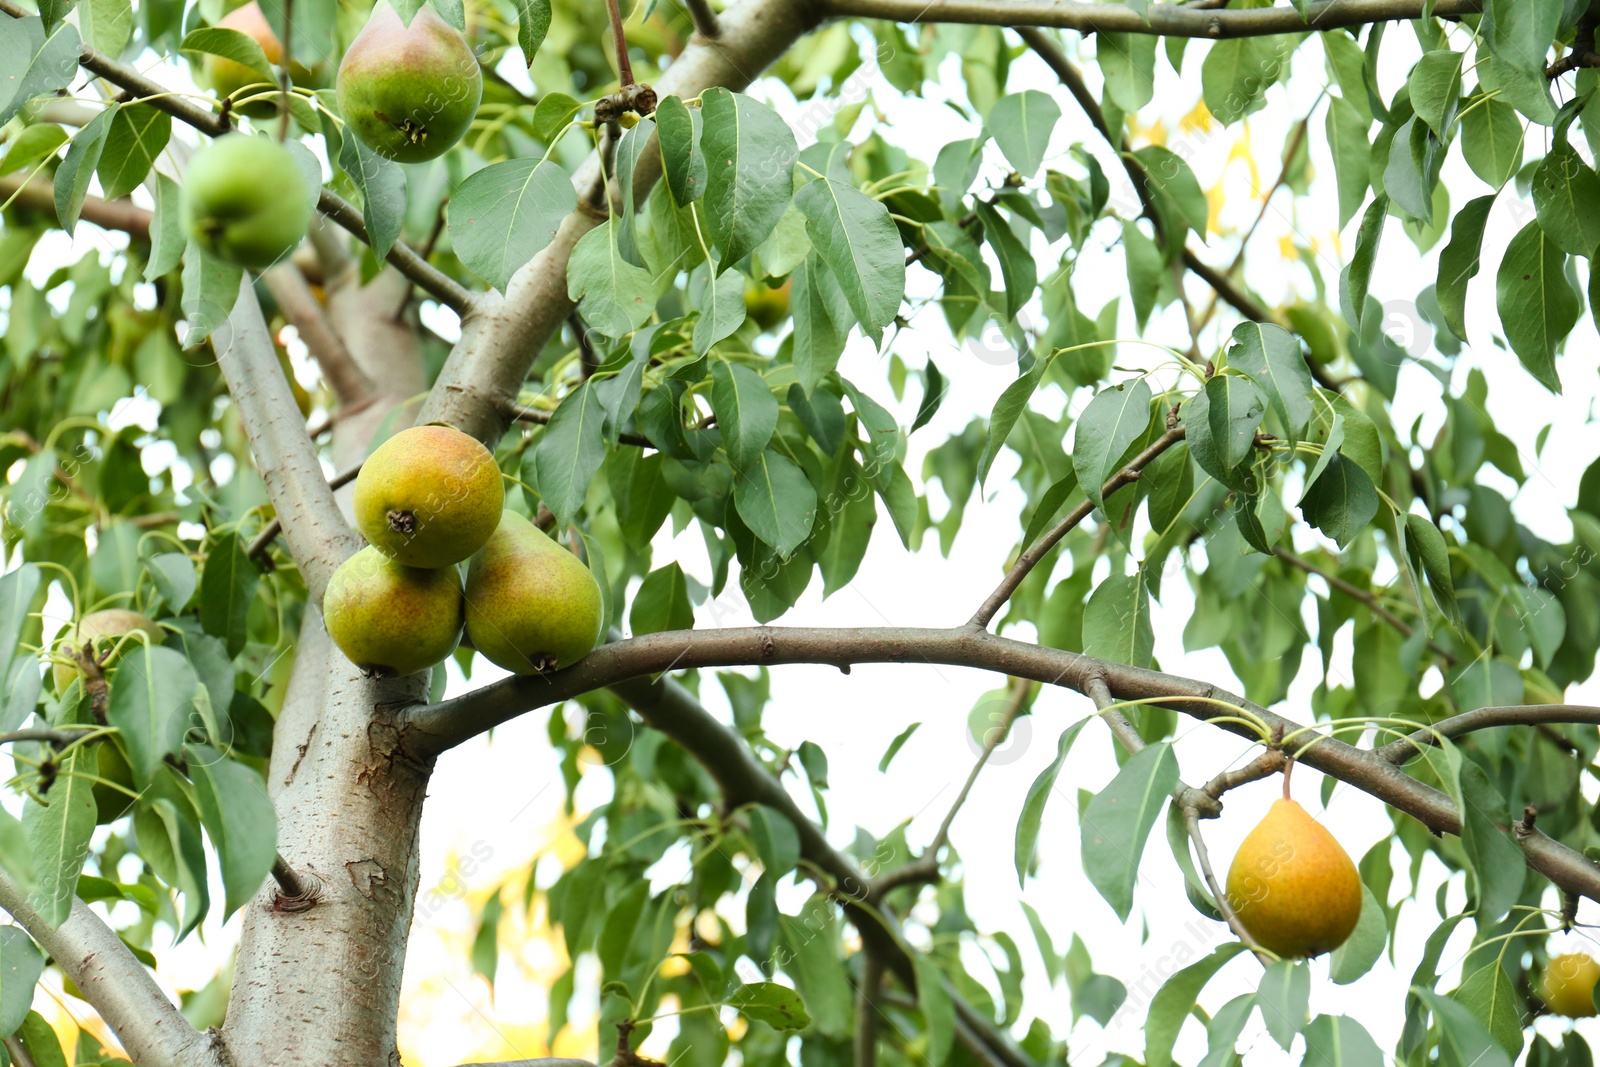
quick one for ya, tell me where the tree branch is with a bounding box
[403,625,1600,907]
[683,0,721,37]
[212,278,359,599]
[825,0,1484,36]
[262,264,375,407]
[0,0,475,315]
[970,425,1184,628]
[503,399,656,448]
[1273,546,1458,665]
[0,867,223,1067]
[244,459,363,565]
[0,171,151,238]
[1375,704,1600,764]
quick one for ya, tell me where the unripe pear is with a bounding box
[1540,953,1600,1017]
[353,424,504,568]
[335,1,482,163]
[322,546,463,676]
[202,2,321,118]
[91,742,137,824]
[1225,796,1363,958]
[51,609,164,693]
[465,510,603,673]
[182,135,311,269]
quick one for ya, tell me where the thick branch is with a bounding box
[212,278,359,599]
[971,425,1184,627]
[1376,705,1600,764]
[404,625,1600,906]
[0,0,474,314]
[0,171,151,238]
[826,0,1483,36]
[683,0,721,36]
[262,264,375,406]
[0,867,222,1067]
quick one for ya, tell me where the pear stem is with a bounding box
[1282,758,1294,801]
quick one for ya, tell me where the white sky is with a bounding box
[9,7,1600,1066]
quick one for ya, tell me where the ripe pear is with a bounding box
[322,546,463,676]
[202,2,322,117]
[51,609,164,693]
[464,510,602,673]
[182,135,311,269]
[353,425,504,568]
[1540,953,1600,1017]
[1225,797,1363,958]
[335,1,482,163]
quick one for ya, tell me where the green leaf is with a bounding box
[725,981,810,1033]
[1204,374,1265,471]
[1227,322,1314,438]
[1164,801,1221,920]
[778,911,849,1036]
[0,20,80,128]
[53,106,115,236]
[0,124,67,178]
[530,92,582,142]
[1081,740,1177,919]
[790,249,851,394]
[135,793,209,938]
[1408,49,1463,137]
[1145,943,1249,1067]
[1298,453,1378,547]
[1134,145,1210,236]
[188,745,277,919]
[1073,378,1153,508]
[747,804,799,878]
[1486,0,1560,75]
[96,103,170,201]
[1533,145,1600,257]
[1082,571,1155,668]
[879,722,920,772]
[530,379,605,530]
[16,1011,65,1067]
[146,552,198,614]
[975,202,1036,321]
[1340,194,1387,330]
[1021,471,1081,551]
[613,117,654,268]
[1014,717,1091,886]
[629,563,693,636]
[1460,97,1524,188]
[568,219,656,337]
[199,530,259,658]
[1257,960,1310,1049]
[710,360,778,470]
[986,90,1061,177]
[1100,32,1157,112]
[656,95,706,206]
[179,26,274,86]
[514,0,550,65]
[1496,220,1580,392]
[181,240,243,344]
[22,748,95,926]
[1329,884,1388,983]
[107,645,198,785]
[979,352,1053,487]
[1384,116,1439,224]
[732,450,817,558]
[701,87,798,268]
[1441,744,1524,924]
[1404,514,1461,626]
[1203,35,1290,124]
[794,177,905,346]
[1410,988,1513,1067]
[816,470,874,596]
[915,955,955,1066]
[1452,963,1523,1056]
[0,565,42,689]
[1325,96,1371,228]
[471,892,501,985]
[1302,1014,1385,1067]
[145,174,185,280]
[0,927,45,1036]
[336,131,404,263]
[450,159,577,292]
[1435,194,1495,342]
[691,266,747,355]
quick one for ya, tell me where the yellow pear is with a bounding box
[322,546,463,676]
[51,609,164,692]
[1540,953,1600,1017]
[1225,795,1363,958]
[464,510,602,673]
[352,425,504,568]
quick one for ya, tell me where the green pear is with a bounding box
[322,546,463,676]
[335,1,482,163]
[465,510,602,673]
[201,2,324,118]
[353,424,504,568]
[51,609,164,693]
[1225,797,1363,958]
[182,134,311,269]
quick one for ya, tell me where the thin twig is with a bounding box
[1183,807,1274,965]
[605,0,635,88]
[0,727,98,747]
[969,425,1185,628]
[1273,546,1458,665]
[274,0,295,143]
[246,460,364,563]
[502,398,657,448]
[1376,705,1600,764]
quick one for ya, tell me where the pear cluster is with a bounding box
[323,425,603,678]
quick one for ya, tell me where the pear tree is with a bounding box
[2,0,1600,1064]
